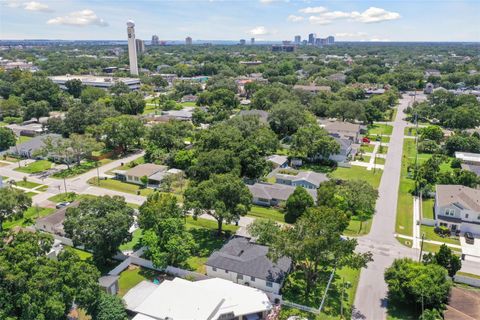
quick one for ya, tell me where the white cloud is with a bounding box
[287,15,304,22]
[259,0,286,3]
[249,26,269,36]
[299,6,327,14]
[3,0,22,8]
[47,9,108,27]
[369,38,391,42]
[355,7,400,23]
[24,1,52,12]
[335,32,368,38]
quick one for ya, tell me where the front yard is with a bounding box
[88,177,155,197]
[247,205,285,223]
[368,123,393,135]
[14,160,52,174]
[329,166,383,189]
[2,207,54,230]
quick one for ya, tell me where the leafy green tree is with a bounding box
[65,79,83,98]
[420,126,444,143]
[189,149,241,181]
[100,115,145,153]
[93,292,128,320]
[327,100,366,122]
[0,232,100,319]
[81,86,106,104]
[419,309,443,320]
[285,186,314,223]
[113,91,146,115]
[0,95,23,117]
[290,125,340,160]
[109,82,131,95]
[268,100,311,137]
[184,174,252,234]
[423,244,462,277]
[139,193,183,230]
[23,100,50,121]
[0,187,31,232]
[251,85,292,110]
[64,196,134,266]
[249,206,372,296]
[385,258,452,310]
[0,127,16,150]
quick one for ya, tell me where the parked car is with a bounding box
[56,202,71,209]
[465,232,475,245]
[362,137,371,143]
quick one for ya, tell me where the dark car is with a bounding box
[55,202,71,209]
[465,232,475,245]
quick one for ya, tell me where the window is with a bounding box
[465,214,469,219]
[440,222,448,227]
[225,270,228,274]
[212,267,217,271]
[477,214,480,220]
[445,208,455,216]
[251,276,255,282]
[266,281,273,288]
[237,275,243,280]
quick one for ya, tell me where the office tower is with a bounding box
[151,35,159,45]
[294,35,301,44]
[327,36,335,45]
[250,37,255,45]
[308,33,315,45]
[126,20,138,76]
[135,39,145,54]
[185,36,192,45]
[239,39,246,45]
[315,38,322,46]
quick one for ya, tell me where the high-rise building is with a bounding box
[315,38,322,46]
[239,39,246,45]
[135,39,145,54]
[185,36,192,45]
[126,20,138,76]
[151,35,159,46]
[294,35,301,44]
[308,33,316,45]
[250,37,255,45]
[327,36,335,45]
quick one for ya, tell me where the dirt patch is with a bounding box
[445,286,480,320]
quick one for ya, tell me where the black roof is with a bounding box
[206,236,291,283]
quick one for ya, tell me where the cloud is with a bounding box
[249,26,269,36]
[299,6,327,14]
[299,6,400,25]
[259,0,285,3]
[287,15,304,22]
[335,32,368,38]
[47,9,108,27]
[24,1,52,12]
[3,0,22,8]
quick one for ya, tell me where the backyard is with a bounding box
[118,266,164,297]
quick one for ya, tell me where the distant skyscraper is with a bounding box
[239,39,246,45]
[250,37,255,45]
[135,39,145,54]
[327,36,335,45]
[151,35,159,45]
[308,33,315,45]
[185,36,192,45]
[294,35,301,44]
[126,20,138,76]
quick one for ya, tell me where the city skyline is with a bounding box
[1,0,479,42]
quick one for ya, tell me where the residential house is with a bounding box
[364,88,386,96]
[434,185,480,236]
[206,236,292,295]
[455,151,480,177]
[319,120,364,143]
[327,73,347,83]
[123,277,272,320]
[35,202,79,237]
[247,182,317,207]
[180,94,197,103]
[274,170,328,189]
[293,84,331,94]
[238,109,269,124]
[113,163,169,186]
[2,134,62,159]
[6,122,45,136]
[266,154,288,169]
[330,137,357,164]
[161,106,194,121]
[425,69,441,78]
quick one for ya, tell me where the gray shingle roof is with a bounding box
[436,185,480,211]
[275,170,328,187]
[247,183,317,201]
[206,237,291,283]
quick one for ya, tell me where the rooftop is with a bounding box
[125,163,167,178]
[247,182,317,202]
[49,74,140,84]
[275,170,329,187]
[319,120,362,134]
[436,185,480,212]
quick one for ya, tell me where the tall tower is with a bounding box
[126,20,139,76]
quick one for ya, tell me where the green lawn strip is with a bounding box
[356,155,371,163]
[2,207,54,230]
[65,247,93,260]
[368,123,393,135]
[344,216,372,236]
[329,166,382,189]
[377,146,388,154]
[118,267,163,297]
[142,104,158,114]
[37,185,49,192]
[14,160,52,174]
[421,242,462,255]
[17,136,32,144]
[421,198,434,219]
[52,160,101,179]
[48,192,78,203]
[14,180,42,189]
[185,216,238,233]
[396,139,415,238]
[366,135,390,143]
[25,192,37,197]
[420,225,460,245]
[247,205,285,223]
[119,229,143,251]
[360,144,375,153]
[87,177,154,197]
[456,272,480,280]
[374,157,386,165]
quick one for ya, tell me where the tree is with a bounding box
[0,187,32,232]
[81,86,106,104]
[0,232,100,320]
[0,95,23,117]
[189,149,241,181]
[24,100,50,121]
[150,75,168,89]
[100,115,145,153]
[419,309,443,320]
[423,244,462,277]
[184,174,252,234]
[249,206,372,296]
[327,100,366,122]
[65,79,83,98]
[109,82,131,95]
[268,100,310,137]
[93,292,128,320]
[290,125,340,160]
[420,125,444,143]
[285,186,314,223]
[0,127,16,150]
[385,258,452,311]
[64,196,134,266]
[139,193,183,230]
[113,92,146,115]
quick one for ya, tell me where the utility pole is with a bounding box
[319,266,336,313]
[63,176,67,195]
[414,111,419,196]
[96,160,100,186]
[419,232,425,262]
[340,277,344,319]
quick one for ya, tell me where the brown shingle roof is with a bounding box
[125,163,167,178]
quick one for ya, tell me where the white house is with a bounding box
[266,154,289,169]
[113,163,183,187]
[206,236,292,295]
[274,170,328,190]
[434,185,480,236]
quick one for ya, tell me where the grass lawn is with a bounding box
[378,146,388,154]
[2,207,54,230]
[118,266,163,297]
[48,192,78,203]
[14,180,42,189]
[0,121,6,127]
[142,104,158,114]
[368,123,393,135]
[420,225,461,245]
[421,242,462,255]
[88,177,154,197]
[186,228,232,273]
[421,198,434,219]
[356,155,371,163]
[247,205,285,223]
[14,160,52,174]
[360,144,375,153]
[185,216,239,233]
[345,216,372,236]
[119,229,143,251]
[329,166,383,189]
[404,127,418,136]
[52,160,103,179]
[366,135,391,143]
[17,136,32,144]
[395,140,416,239]
[66,247,93,260]
[374,157,386,165]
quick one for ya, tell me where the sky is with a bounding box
[1,0,479,42]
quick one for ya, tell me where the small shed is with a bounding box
[99,275,120,295]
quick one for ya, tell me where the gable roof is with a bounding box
[206,236,291,283]
[320,121,361,135]
[238,109,269,123]
[275,170,328,187]
[436,185,480,212]
[247,182,317,202]
[125,163,167,178]
[266,154,288,166]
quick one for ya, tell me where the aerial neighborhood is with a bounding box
[1,2,480,320]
